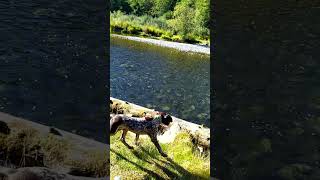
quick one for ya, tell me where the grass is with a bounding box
[68,150,109,177]
[0,123,109,178]
[40,134,70,166]
[110,11,210,46]
[0,128,69,168]
[110,131,210,180]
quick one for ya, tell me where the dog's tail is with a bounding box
[110,115,123,134]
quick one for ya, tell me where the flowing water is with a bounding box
[111,36,210,127]
[0,0,108,142]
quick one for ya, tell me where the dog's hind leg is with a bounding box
[149,134,167,157]
[121,130,134,149]
[135,134,140,146]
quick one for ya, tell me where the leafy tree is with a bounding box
[111,0,131,13]
[127,0,154,16]
[194,0,210,37]
[168,0,196,37]
[168,0,209,38]
[152,0,178,17]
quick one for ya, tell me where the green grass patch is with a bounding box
[110,131,210,180]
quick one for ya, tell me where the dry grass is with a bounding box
[0,127,69,168]
[0,124,109,177]
[68,150,109,177]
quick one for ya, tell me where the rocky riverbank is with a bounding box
[111,34,210,55]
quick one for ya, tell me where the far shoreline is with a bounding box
[111,34,210,55]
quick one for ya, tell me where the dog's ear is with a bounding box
[159,112,166,117]
[162,114,172,125]
[167,115,173,122]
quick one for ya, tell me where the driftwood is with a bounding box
[110,97,210,152]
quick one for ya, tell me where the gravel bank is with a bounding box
[111,34,210,55]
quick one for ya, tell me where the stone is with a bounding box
[49,127,62,136]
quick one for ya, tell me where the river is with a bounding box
[0,0,107,142]
[110,36,210,127]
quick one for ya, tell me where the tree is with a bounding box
[152,0,178,17]
[111,0,131,13]
[168,0,195,37]
[194,0,210,37]
[168,0,209,38]
[127,0,154,16]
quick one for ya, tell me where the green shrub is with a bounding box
[171,35,183,42]
[127,25,142,35]
[140,31,149,37]
[144,26,163,37]
[183,34,199,44]
[160,34,171,41]
[160,31,173,40]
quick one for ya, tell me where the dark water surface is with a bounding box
[111,37,210,126]
[0,0,108,142]
[214,1,320,179]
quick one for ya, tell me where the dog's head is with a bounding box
[159,112,173,126]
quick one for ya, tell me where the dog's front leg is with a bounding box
[135,134,140,146]
[121,129,134,149]
[149,134,167,157]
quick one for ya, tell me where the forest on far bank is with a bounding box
[110,0,210,45]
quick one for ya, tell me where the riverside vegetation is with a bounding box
[110,0,210,45]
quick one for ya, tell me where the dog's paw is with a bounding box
[128,146,134,149]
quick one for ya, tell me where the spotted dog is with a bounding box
[110,112,173,157]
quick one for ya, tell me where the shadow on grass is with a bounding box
[131,149,180,178]
[110,149,165,180]
[139,146,204,180]
[112,144,206,180]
